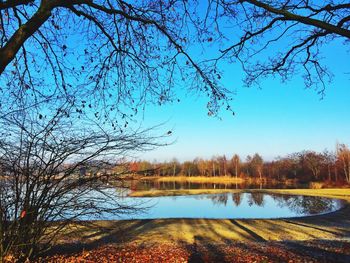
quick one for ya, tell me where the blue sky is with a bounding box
[138,40,350,162]
[4,2,348,164]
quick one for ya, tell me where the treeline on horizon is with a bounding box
[128,143,350,185]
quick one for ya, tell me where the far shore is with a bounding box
[126,175,303,184]
[134,175,245,183]
[128,187,350,197]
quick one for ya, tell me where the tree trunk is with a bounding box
[0,1,54,74]
[335,166,338,182]
[258,169,262,181]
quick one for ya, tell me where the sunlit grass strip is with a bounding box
[142,176,245,183]
[129,189,244,197]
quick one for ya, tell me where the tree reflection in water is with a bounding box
[131,180,303,191]
[203,192,342,216]
[208,193,229,206]
[270,194,337,215]
[249,192,265,207]
[232,193,242,206]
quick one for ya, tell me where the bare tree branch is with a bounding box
[0,0,33,10]
[242,0,350,38]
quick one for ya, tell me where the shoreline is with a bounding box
[60,189,350,243]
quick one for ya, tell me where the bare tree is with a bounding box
[250,153,264,180]
[301,151,325,180]
[0,103,163,261]
[209,0,350,92]
[0,3,238,258]
[231,154,240,179]
[336,143,350,183]
[0,0,234,120]
[323,150,336,182]
[2,1,348,120]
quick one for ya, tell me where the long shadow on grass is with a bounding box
[283,220,342,235]
[229,220,266,242]
[47,219,153,256]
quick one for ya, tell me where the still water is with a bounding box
[93,192,345,220]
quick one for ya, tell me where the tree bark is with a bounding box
[0,1,55,74]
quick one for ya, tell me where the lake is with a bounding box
[88,191,346,220]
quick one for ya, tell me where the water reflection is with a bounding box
[102,192,345,220]
[232,193,242,206]
[202,192,338,215]
[270,194,337,215]
[209,194,229,206]
[249,192,265,207]
[130,180,306,191]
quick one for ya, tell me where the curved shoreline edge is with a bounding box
[60,189,350,245]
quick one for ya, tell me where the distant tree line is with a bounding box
[128,143,350,185]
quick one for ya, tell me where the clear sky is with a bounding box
[138,39,350,162]
[6,2,347,164]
